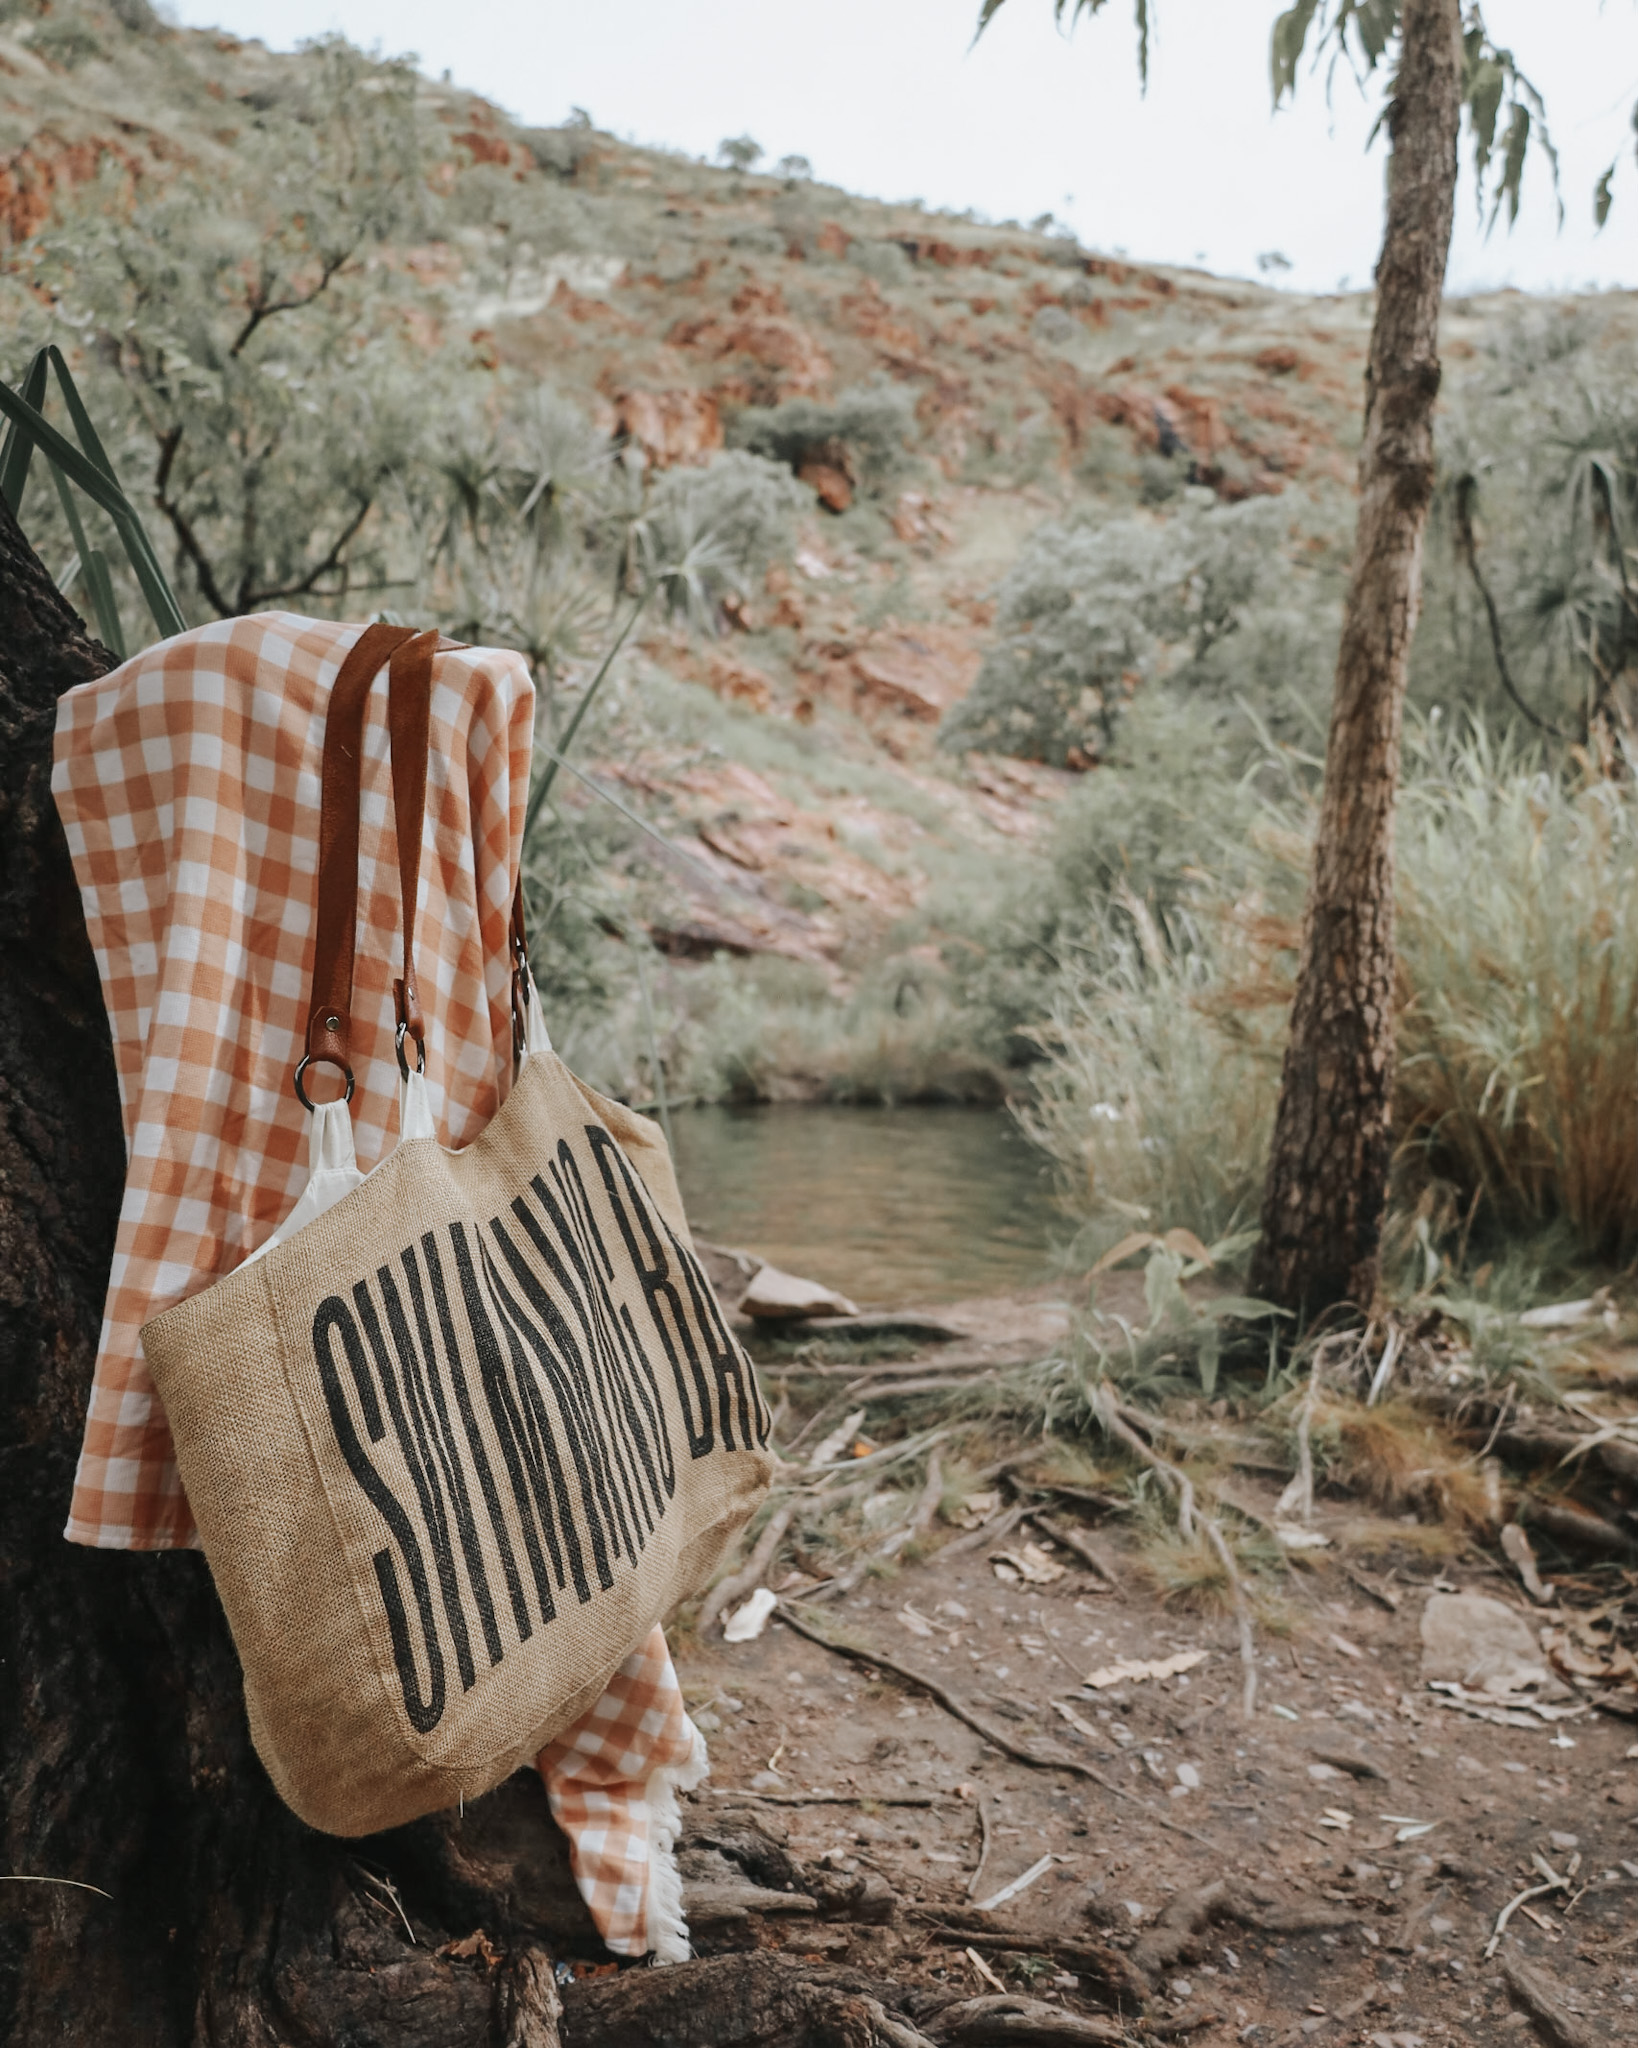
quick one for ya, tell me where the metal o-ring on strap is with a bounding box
[395,1019,427,1082]
[294,1053,355,1112]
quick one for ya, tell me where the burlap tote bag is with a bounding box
[142,624,773,1836]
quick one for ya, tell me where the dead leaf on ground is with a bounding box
[1083,1649,1208,1689]
[438,1929,501,1966]
[991,1541,1067,1586]
[952,1490,1000,1530]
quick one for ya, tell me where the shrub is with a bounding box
[940,493,1346,769]
[642,450,813,623]
[726,382,916,497]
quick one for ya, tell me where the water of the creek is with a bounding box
[669,1102,1063,1306]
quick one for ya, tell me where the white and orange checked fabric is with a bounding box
[53,612,706,1959]
[539,1623,709,1961]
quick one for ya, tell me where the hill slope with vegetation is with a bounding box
[4,0,1635,1289]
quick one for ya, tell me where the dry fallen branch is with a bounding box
[1200,1516,1258,1717]
[1092,1383,1257,1712]
[1277,1343,1323,1521]
[1094,1385,1195,1537]
[967,1792,997,1901]
[701,1788,942,1808]
[973,1852,1055,1915]
[940,1504,1029,1561]
[1485,1870,1570,1960]
[699,1501,798,1637]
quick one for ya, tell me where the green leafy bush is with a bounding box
[641,450,813,623]
[727,382,915,496]
[941,493,1346,769]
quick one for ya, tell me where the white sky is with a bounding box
[170,0,1638,297]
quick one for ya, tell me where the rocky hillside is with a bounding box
[4,3,1622,1104]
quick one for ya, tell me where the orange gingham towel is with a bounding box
[54,611,533,1552]
[53,612,706,1960]
[539,1622,709,1961]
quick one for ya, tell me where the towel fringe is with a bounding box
[644,1718,709,1964]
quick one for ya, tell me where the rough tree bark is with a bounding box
[1249,0,1463,1321]
[0,501,936,2047]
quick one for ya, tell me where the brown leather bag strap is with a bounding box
[508,877,531,1063]
[298,623,416,1104]
[295,622,433,1108]
[385,630,437,1078]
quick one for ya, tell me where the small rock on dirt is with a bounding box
[738,1264,861,1320]
[1419,1592,1568,1697]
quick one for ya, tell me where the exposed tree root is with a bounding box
[775,1605,1219,1850]
[560,1953,937,2048]
[1129,1878,1360,1985]
[1500,1954,1601,2048]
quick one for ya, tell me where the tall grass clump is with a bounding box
[1026,718,1638,1278]
[1392,721,1638,1263]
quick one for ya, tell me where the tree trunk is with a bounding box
[1248,0,1463,1321]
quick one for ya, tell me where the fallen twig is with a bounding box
[1201,1516,1258,1716]
[963,1947,1007,1994]
[974,1852,1054,1914]
[1339,1563,1401,1612]
[354,1863,416,1945]
[776,1604,1217,1848]
[0,1873,112,1901]
[1277,1344,1323,1521]
[1485,1870,1570,1960]
[1035,1481,1131,1516]
[699,1789,941,1807]
[1095,1385,1195,1537]
[907,1449,946,1546]
[939,1503,1028,1561]
[967,1792,996,1901]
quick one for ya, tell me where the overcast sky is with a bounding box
[171,0,1638,298]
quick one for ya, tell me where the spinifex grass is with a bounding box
[1025,718,1638,1284]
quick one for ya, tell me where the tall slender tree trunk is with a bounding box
[1249,0,1463,1320]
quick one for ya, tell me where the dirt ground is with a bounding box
[670,1287,1638,2047]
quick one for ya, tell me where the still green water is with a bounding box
[669,1104,1061,1306]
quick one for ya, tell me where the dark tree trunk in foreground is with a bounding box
[0,502,933,2047]
[0,503,576,2044]
[1250,0,1463,1321]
